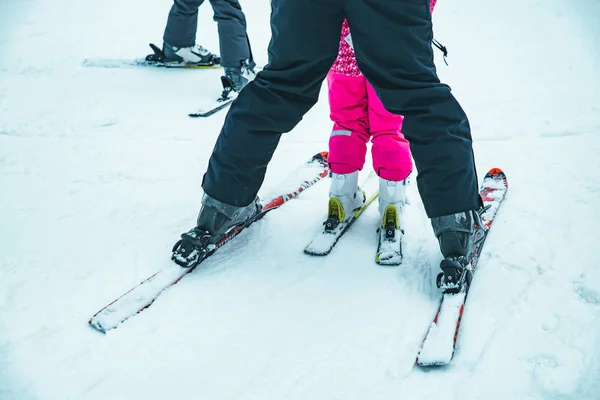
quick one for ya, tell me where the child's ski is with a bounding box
[304,171,379,256]
[375,217,404,266]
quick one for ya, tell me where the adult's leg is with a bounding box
[163,0,206,48]
[203,0,344,206]
[346,0,481,218]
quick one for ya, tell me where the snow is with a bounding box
[1,0,600,399]
[375,225,404,265]
[418,292,467,366]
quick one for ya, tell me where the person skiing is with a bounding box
[147,0,256,91]
[324,0,438,251]
[319,0,440,263]
[172,0,485,291]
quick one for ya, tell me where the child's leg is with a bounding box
[327,71,370,174]
[366,82,410,243]
[366,81,413,182]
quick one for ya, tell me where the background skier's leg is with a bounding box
[208,0,251,68]
[163,0,206,48]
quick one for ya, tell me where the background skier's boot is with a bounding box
[223,62,257,92]
[161,42,218,64]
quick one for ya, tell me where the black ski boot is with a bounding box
[223,62,256,92]
[431,209,485,293]
[172,194,261,268]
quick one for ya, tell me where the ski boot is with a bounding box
[324,171,365,231]
[221,61,257,94]
[146,42,219,65]
[375,178,407,265]
[378,178,407,239]
[431,209,485,293]
[172,194,261,268]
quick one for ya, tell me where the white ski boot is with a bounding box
[326,171,365,229]
[376,177,407,265]
[162,42,218,65]
[305,171,372,256]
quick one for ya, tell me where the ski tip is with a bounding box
[313,151,329,163]
[88,318,108,334]
[485,168,507,186]
[304,248,330,256]
[375,255,403,266]
[487,167,505,177]
[415,359,449,368]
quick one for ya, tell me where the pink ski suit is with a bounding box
[327,0,437,181]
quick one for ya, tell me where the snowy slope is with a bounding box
[1,0,600,399]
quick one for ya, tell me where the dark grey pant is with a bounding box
[202,0,482,218]
[163,0,252,67]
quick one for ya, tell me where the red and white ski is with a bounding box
[416,168,508,366]
[89,152,330,333]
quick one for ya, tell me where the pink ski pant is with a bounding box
[327,71,413,182]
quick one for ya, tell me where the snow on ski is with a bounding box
[89,151,330,333]
[416,168,508,366]
[375,222,403,266]
[304,171,379,256]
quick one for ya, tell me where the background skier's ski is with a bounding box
[83,43,221,69]
[82,58,222,69]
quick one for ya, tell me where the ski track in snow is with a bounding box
[1,0,600,399]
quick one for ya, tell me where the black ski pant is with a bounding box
[202,0,482,218]
[163,0,253,68]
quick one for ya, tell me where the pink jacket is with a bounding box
[331,0,438,77]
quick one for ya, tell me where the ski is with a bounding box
[189,94,237,118]
[83,43,221,69]
[189,75,249,118]
[375,216,404,266]
[416,168,508,366]
[304,171,379,256]
[89,152,330,333]
[82,58,221,69]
